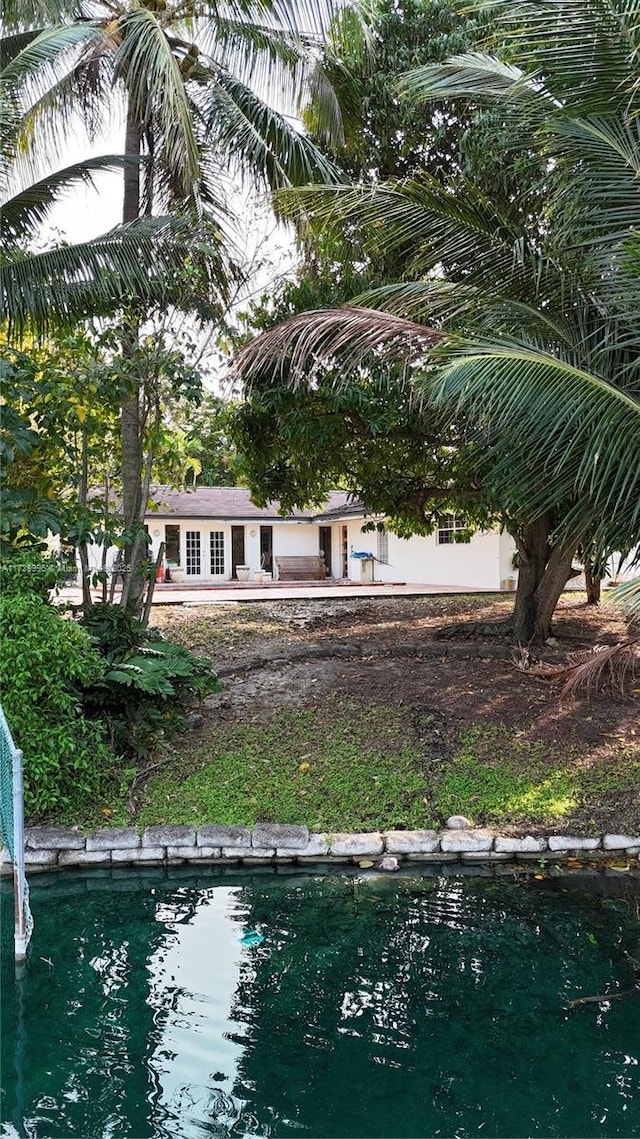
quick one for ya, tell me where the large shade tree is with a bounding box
[234,0,640,640]
[3,0,352,612]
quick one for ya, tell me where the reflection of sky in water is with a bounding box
[145,886,248,1137]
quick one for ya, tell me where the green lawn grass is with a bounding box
[115,699,638,835]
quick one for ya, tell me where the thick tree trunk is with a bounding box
[510,516,576,642]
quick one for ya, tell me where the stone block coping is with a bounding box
[1,826,638,876]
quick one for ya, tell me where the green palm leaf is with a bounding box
[428,344,640,548]
[2,155,144,246]
[197,68,342,189]
[398,51,552,110]
[275,178,555,301]
[1,21,106,92]
[2,217,230,336]
[115,6,201,195]
[610,577,640,620]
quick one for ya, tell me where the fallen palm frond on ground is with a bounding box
[513,640,640,699]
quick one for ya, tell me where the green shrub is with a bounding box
[80,602,221,761]
[0,595,114,817]
[0,548,68,599]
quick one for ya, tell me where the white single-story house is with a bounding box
[83,485,519,590]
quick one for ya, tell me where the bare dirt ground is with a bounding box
[152,593,637,739]
[150,593,639,834]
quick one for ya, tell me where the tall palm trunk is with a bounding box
[119,102,147,615]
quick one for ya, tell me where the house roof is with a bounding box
[146,485,354,522]
[313,499,371,522]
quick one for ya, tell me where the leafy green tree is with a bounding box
[316,0,539,193]
[235,0,640,640]
[1,328,211,613]
[169,391,243,487]
[233,364,499,535]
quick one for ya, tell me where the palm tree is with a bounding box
[4,0,350,612]
[1,29,228,335]
[234,0,640,639]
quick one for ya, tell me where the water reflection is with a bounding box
[1,869,639,1139]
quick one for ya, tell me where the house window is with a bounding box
[377,526,389,564]
[185,530,201,575]
[437,515,471,545]
[209,530,225,575]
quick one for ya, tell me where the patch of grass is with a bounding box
[137,701,435,832]
[432,725,580,825]
[58,696,639,836]
[575,747,640,797]
[149,604,289,654]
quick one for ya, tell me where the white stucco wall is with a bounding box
[334,519,512,590]
[273,523,320,558]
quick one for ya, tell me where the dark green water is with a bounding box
[1,868,639,1139]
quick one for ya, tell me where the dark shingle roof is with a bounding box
[146,485,353,521]
[313,499,369,522]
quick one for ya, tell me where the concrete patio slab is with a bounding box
[57,581,493,606]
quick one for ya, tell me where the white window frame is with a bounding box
[377,525,389,565]
[209,530,225,576]
[437,515,471,545]
[185,530,201,575]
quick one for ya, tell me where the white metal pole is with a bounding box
[12,747,28,963]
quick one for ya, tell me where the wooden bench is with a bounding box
[274,555,326,581]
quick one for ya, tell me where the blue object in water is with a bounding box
[239,929,265,947]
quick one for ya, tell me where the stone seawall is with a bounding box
[2,824,640,874]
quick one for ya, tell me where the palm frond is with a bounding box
[397,37,640,258]
[0,0,81,32]
[190,17,302,80]
[275,177,558,304]
[610,577,640,622]
[398,51,554,111]
[518,639,640,699]
[303,54,345,146]
[1,154,144,247]
[476,0,640,116]
[428,344,640,546]
[196,68,342,190]
[0,30,43,69]
[218,0,341,40]
[2,216,231,337]
[115,6,201,196]
[0,21,105,94]
[235,305,445,385]
[350,279,585,350]
[15,50,118,175]
[551,115,640,247]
